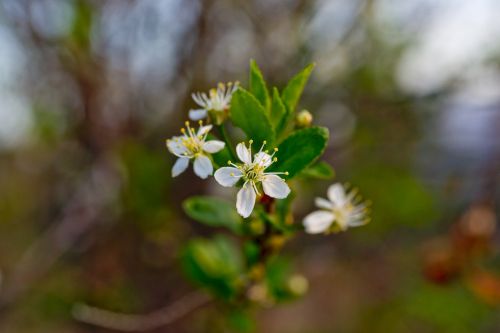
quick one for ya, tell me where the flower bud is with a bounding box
[296,110,313,128]
[288,274,309,296]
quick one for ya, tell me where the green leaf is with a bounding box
[249,60,270,110]
[207,133,232,168]
[300,161,335,180]
[268,127,329,179]
[183,196,242,234]
[182,235,243,299]
[270,87,287,131]
[281,63,315,113]
[230,88,274,146]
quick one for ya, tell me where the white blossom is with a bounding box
[166,121,225,179]
[303,183,369,234]
[214,140,290,218]
[189,82,239,121]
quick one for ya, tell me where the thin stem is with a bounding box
[216,124,236,161]
[72,290,211,332]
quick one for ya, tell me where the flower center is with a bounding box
[241,163,265,183]
[179,120,209,158]
[182,136,202,155]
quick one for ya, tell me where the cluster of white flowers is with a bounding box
[166,83,369,231]
[167,83,291,219]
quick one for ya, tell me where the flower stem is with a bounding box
[216,124,236,161]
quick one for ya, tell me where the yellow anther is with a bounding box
[273,157,278,162]
[180,128,186,133]
[230,172,235,176]
[274,147,278,152]
[185,121,189,126]
[198,120,203,125]
[249,139,254,144]
[227,160,232,165]
[263,140,267,144]
[285,171,289,175]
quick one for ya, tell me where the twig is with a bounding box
[0,159,121,310]
[72,290,212,332]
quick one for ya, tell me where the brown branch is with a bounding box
[72,290,212,332]
[0,158,121,311]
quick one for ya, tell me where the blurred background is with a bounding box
[0,0,499,332]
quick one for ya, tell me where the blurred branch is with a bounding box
[0,158,121,310]
[72,290,211,332]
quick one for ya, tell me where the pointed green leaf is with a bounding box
[249,60,270,110]
[183,196,242,234]
[281,63,315,112]
[230,88,274,146]
[300,161,335,180]
[270,87,287,130]
[268,126,329,179]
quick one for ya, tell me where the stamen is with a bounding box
[252,181,260,196]
[260,141,267,152]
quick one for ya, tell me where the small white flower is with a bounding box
[189,82,239,121]
[166,121,225,179]
[303,183,369,234]
[214,140,290,218]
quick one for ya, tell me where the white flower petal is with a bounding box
[172,157,189,177]
[236,184,256,218]
[262,175,290,199]
[253,152,272,168]
[327,183,347,206]
[167,137,188,156]
[214,167,242,187]
[189,109,208,120]
[315,197,333,210]
[303,211,335,234]
[197,124,213,136]
[193,155,213,179]
[203,140,225,153]
[236,143,252,164]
